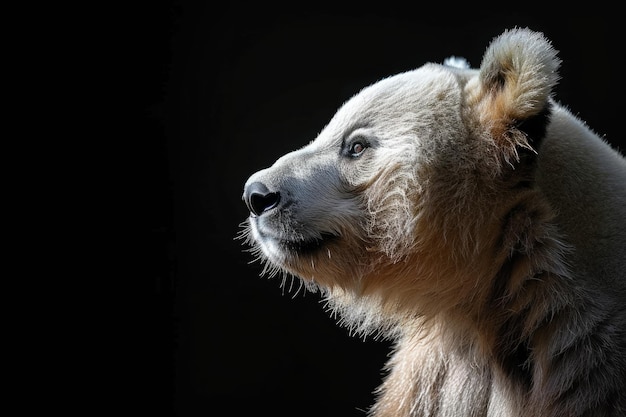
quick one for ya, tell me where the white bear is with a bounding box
[241,28,626,416]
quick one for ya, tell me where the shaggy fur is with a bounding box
[240,28,626,416]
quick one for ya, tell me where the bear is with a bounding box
[241,28,626,416]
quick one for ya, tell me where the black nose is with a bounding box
[243,181,281,216]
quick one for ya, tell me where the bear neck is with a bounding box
[356,158,576,349]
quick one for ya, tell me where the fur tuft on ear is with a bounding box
[480,27,560,118]
[472,28,561,165]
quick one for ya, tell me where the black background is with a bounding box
[135,4,624,417]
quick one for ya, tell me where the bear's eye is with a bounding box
[347,140,367,158]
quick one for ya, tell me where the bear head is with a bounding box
[241,28,562,334]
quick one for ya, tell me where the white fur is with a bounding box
[242,28,626,416]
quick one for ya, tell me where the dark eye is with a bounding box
[348,140,367,157]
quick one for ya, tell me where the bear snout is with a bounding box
[243,181,281,217]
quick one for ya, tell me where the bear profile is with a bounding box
[241,28,626,416]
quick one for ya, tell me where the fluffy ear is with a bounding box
[473,28,561,163]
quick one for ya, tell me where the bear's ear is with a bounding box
[473,28,561,163]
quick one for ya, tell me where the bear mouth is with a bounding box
[281,232,338,255]
[249,216,340,260]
